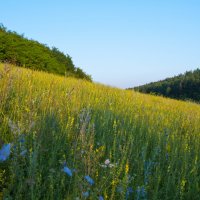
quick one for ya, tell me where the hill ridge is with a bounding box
[0,24,91,81]
[130,68,200,102]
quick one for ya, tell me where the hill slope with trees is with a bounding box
[0,24,91,81]
[130,69,200,102]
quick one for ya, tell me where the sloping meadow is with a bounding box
[0,64,200,200]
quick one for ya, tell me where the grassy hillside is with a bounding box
[0,63,200,199]
[131,69,200,102]
[0,24,91,81]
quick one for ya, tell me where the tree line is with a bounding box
[0,24,91,81]
[130,69,200,102]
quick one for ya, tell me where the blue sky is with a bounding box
[1,0,200,88]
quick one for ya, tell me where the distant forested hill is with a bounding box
[130,69,200,102]
[0,24,91,81]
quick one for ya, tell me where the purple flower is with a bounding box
[83,191,89,197]
[127,187,134,193]
[20,150,27,156]
[136,186,146,200]
[0,144,11,161]
[84,175,94,185]
[19,138,25,143]
[126,187,134,199]
[166,153,169,160]
[63,166,72,177]
[99,195,104,200]
[19,137,25,143]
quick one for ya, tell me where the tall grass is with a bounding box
[0,63,200,199]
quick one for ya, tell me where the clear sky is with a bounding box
[1,0,200,88]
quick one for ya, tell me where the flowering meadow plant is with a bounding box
[0,64,200,199]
